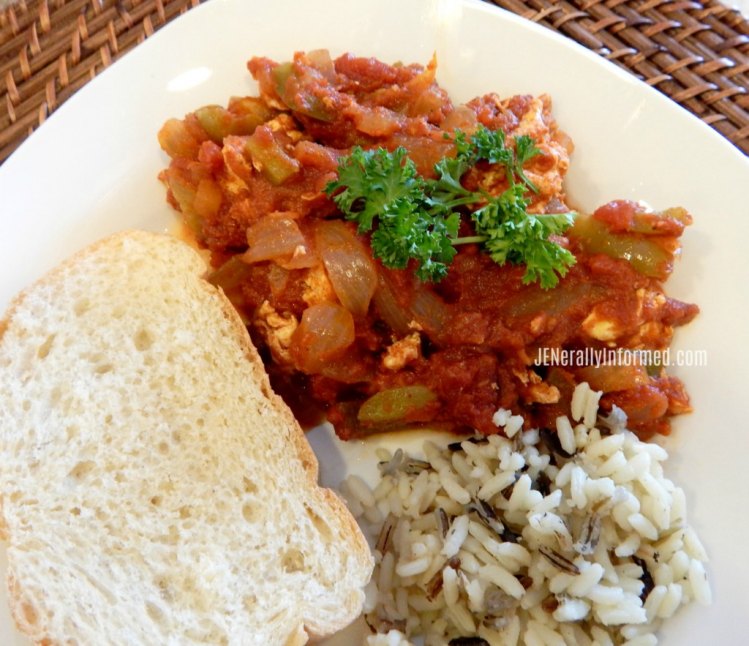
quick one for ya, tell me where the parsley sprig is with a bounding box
[324,126,576,287]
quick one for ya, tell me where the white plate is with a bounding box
[2,0,748,643]
[731,0,749,17]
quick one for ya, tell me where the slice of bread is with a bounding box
[0,230,373,646]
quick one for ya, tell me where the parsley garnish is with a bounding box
[325,125,576,287]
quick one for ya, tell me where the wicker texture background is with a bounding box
[1,0,748,163]
[491,0,749,151]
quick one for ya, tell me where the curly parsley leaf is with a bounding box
[324,146,460,281]
[470,126,514,168]
[372,210,460,282]
[515,134,542,166]
[323,147,425,233]
[428,155,475,212]
[513,135,542,193]
[471,184,576,289]
[325,126,575,287]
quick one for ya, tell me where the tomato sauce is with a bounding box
[158,50,698,441]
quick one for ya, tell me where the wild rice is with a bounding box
[349,383,710,645]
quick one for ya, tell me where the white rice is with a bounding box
[345,383,711,645]
[366,629,414,646]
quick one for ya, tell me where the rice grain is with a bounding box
[348,382,710,645]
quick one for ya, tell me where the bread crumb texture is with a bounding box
[0,231,372,645]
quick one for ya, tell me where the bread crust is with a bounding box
[205,275,373,638]
[0,230,373,645]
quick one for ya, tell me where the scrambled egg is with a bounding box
[254,301,298,365]
[581,307,622,343]
[478,95,570,213]
[302,265,336,306]
[514,368,560,404]
[381,333,421,371]
[582,289,674,346]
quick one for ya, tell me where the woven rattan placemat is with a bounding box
[1,0,747,163]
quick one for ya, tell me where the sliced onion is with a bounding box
[390,134,453,177]
[410,283,450,337]
[193,178,223,219]
[242,214,315,268]
[319,348,373,384]
[441,105,478,133]
[353,105,404,136]
[293,140,339,172]
[158,118,200,159]
[267,263,290,299]
[163,168,201,235]
[502,282,599,320]
[290,303,355,374]
[206,256,254,323]
[305,49,336,80]
[373,273,412,336]
[373,270,450,338]
[315,220,378,318]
